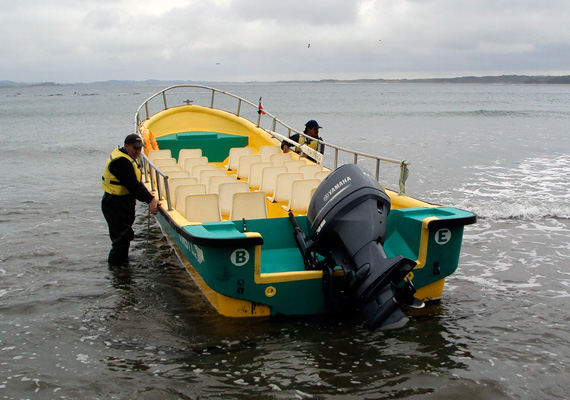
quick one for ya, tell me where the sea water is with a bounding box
[0,82,569,399]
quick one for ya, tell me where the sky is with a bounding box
[1,0,569,83]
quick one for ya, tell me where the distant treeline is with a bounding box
[2,75,570,88]
[333,75,570,84]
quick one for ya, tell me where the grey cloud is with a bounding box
[0,0,569,83]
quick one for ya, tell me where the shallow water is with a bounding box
[1,82,569,399]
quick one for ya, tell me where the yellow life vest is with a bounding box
[299,135,322,152]
[101,148,141,195]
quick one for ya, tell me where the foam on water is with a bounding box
[454,154,570,219]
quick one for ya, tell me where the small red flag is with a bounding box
[258,97,265,115]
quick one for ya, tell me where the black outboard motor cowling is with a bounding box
[292,164,421,330]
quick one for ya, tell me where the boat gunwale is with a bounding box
[428,213,477,228]
[157,207,264,248]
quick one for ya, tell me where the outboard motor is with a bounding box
[289,164,423,330]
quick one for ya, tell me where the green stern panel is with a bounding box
[156,132,249,162]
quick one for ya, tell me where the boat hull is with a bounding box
[153,203,475,317]
[156,210,330,317]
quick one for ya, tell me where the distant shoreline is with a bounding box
[1,74,569,88]
[318,75,570,85]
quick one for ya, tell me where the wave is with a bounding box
[428,110,533,118]
[453,155,570,220]
[372,109,570,119]
[454,198,570,220]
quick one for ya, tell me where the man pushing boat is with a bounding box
[101,134,159,266]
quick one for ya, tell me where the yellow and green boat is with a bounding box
[136,85,476,330]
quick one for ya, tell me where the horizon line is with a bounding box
[2,73,570,87]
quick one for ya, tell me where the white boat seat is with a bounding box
[178,149,203,166]
[159,167,184,200]
[165,170,191,179]
[218,181,250,219]
[281,179,321,214]
[199,169,227,191]
[298,164,324,179]
[227,147,252,171]
[148,149,172,162]
[159,165,183,173]
[208,175,238,194]
[184,193,221,223]
[159,170,191,199]
[183,156,208,172]
[237,154,261,180]
[230,191,268,220]
[268,172,303,203]
[283,160,307,173]
[175,184,207,215]
[153,158,177,168]
[168,177,199,206]
[248,162,272,190]
[259,145,281,163]
[191,164,217,178]
[270,152,293,166]
[259,166,287,197]
[314,170,330,181]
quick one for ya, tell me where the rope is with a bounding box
[134,206,152,268]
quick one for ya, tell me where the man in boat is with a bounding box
[101,134,159,266]
[281,119,325,162]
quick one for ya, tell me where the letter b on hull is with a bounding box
[231,249,250,266]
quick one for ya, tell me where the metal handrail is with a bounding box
[135,84,411,193]
[140,156,174,211]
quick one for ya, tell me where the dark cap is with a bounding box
[305,119,322,129]
[124,134,144,148]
